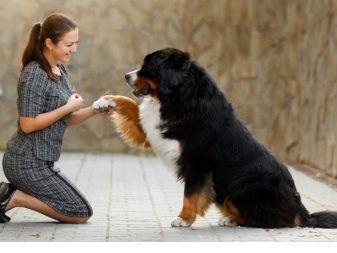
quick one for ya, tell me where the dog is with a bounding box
[93,48,337,228]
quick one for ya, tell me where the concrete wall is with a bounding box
[1,0,337,177]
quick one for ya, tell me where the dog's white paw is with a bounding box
[218,217,237,227]
[171,217,191,227]
[92,97,116,112]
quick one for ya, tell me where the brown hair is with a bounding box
[22,13,77,82]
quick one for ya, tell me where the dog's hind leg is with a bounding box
[216,199,244,227]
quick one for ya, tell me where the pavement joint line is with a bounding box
[139,156,165,241]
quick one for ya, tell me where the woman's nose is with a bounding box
[71,44,77,53]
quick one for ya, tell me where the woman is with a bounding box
[0,13,113,223]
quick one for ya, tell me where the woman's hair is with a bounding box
[22,13,77,82]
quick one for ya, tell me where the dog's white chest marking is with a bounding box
[139,97,179,172]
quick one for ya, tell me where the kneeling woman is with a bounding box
[0,13,113,223]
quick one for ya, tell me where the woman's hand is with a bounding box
[92,106,114,116]
[66,93,84,112]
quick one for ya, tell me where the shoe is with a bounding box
[0,210,10,223]
[0,182,16,223]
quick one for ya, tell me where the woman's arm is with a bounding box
[67,106,95,126]
[20,93,83,133]
[67,106,114,126]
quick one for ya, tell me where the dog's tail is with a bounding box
[295,199,337,228]
[300,211,337,228]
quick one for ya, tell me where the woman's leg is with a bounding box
[5,190,90,224]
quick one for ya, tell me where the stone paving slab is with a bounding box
[1,152,337,242]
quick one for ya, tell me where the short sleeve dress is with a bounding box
[2,62,92,217]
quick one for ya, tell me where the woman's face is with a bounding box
[49,28,79,63]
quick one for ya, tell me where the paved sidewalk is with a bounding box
[1,152,337,242]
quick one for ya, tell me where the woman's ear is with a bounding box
[45,38,54,51]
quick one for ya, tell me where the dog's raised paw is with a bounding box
[171,217,191,227]
[92,97,116,112]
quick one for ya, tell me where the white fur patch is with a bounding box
[139,97,179,173]
[218,217,237,227]
[92,97,116,111]
[171,217,191,227]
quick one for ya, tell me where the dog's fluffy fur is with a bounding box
[93,48,337,228]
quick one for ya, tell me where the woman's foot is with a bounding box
[0,182,16,223]
[0,211,10,222]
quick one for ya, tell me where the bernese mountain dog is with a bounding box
[93,48,337,228]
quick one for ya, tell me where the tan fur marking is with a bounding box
[197,192,213,217]
[105,95,151,149]
[178,142,184,154]
[135,77,159,99]
[178,185,214,225]
[197,177,215,217]
[179,194,199,225]
[294,214,301,227]
[218,199,244,226]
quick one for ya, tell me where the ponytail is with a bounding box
[22,23,56,81]
[22,23,41,67]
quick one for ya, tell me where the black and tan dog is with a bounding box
[93,48,337,228]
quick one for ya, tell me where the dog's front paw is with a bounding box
[171,217,191,227]
[92,96,117,112]
[218,217,237,227]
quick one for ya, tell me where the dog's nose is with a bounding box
[125,68,140,83]
[125,74,131,82]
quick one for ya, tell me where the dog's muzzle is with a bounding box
[125,68,150,97]
[132,88,150,97]
[125,69,139,88]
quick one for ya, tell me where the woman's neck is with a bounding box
[42,49,60,75]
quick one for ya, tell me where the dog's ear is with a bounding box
[167,51,190,70]
[158,68,183,94]
[158,51,191,94]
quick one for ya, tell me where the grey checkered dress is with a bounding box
[2,62,93,217]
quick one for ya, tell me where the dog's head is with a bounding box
[125,48,232,139]
[125,48,191,99]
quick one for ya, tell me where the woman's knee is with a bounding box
[70,216,91,224]
[58,214,91,224]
